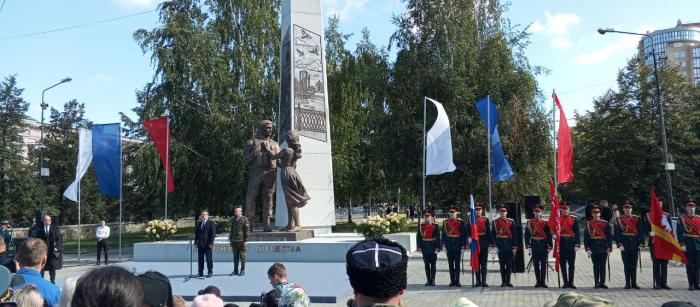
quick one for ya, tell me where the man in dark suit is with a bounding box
[37,215,62,284]
[195,210,216,278]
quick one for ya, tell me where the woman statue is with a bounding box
[262,129,310,232]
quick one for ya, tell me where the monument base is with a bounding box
[249,229,314,242]
[133,233,416,262]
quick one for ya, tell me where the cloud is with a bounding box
[116,0,163,9]
[324,0,368,20]
[530,12,581,49]
[90,74,114,86]
[551,38,573,49]
[573,25,656,65]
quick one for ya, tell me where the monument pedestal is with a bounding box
[249,230,314,242]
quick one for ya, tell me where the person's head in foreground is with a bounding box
[71,266,144,307]
[191,294,224,307]
[138,271,174,307]
[12,284,44,307]
[346,238,408,306]
[16,239,47,271]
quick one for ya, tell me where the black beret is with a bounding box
[346,238,407,299]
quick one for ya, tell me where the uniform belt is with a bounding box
[622,233,638,236]
[560,234,574,238]
[446,234,461,238]
[590,236,604,239]
[497,235,511,239]
[531,237,545,240]
[422,238,436,241]
[685,234,700,237]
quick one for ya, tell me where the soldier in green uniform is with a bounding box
[228,206,249,276]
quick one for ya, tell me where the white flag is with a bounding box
[63,128,93,202]
[426,97,457,175]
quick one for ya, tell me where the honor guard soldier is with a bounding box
[585,207,612,289]
[442,206,468,287]
[472,203,492,287]
[559,202,580,289]
[491,205,516,287]
[678,200,700,290]
[525,204,552,288]
[615,201,644,289]
[417,210,441,286]
[647,197,672,290]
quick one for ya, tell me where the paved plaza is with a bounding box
[54,246,699,307]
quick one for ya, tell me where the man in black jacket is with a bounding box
[37,215,62,284]
[195,210,216,278]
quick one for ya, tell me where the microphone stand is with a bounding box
[184,235,204,282]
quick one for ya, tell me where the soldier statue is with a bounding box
[615,200,644,289]
[242,120,279,232]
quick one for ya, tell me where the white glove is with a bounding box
[575,246,581,251]
[649,232,655,237]
[620,246,625,252]
[682,246,686,252]
[586,250,592,257]
[552,235,557,240]
[527,247,531,256]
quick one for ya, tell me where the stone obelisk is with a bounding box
[276,0,336,234]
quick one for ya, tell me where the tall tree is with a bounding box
[0,75,38,224]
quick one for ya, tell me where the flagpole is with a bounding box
[422,96,427,211]
[77,180,81,261]
[119,122,123,260]
[165,113,169,220]
[487,96,493,219]
[552,90,558,191]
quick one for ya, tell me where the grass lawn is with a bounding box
[63,226,196,253]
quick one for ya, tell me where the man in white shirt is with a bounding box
[95,220,110,265]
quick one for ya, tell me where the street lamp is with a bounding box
[597,28,676,215]
[39,77,72,211]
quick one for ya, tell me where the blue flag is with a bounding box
[92,123,121,197]
[476,97,514,181]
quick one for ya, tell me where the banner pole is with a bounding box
[552,90,558,191]
[422,96,426,211]
[78,180,81,261]
[119,122,123,260]
[487,96,493,219]
[165,115,169,220]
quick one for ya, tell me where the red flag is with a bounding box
[548,180,561,272]
[553,92,573,184]
[144,117,174,192]
[649,189,687,263]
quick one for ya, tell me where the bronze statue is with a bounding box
[242,120,279,232]
[263,130,310,232]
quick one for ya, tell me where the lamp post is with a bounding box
[39,77,72,211]
[597,28,676,216]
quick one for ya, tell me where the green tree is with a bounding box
[0,75,38,224]
[570,58,700,209]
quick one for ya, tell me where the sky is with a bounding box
[1,0,699,125]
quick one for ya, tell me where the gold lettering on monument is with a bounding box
[255,246,302,253]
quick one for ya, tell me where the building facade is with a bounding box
[638,20,700,85]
